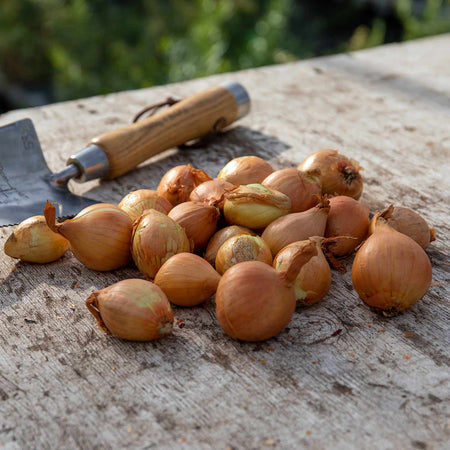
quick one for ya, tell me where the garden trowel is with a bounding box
[0,81,250,227]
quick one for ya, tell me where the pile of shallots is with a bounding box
[4,150,436,342]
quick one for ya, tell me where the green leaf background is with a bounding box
[0,0,449,110]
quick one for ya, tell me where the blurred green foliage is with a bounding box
[348,0,450,50]
[0,0,449,110]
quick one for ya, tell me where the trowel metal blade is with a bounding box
[0,119,97,227]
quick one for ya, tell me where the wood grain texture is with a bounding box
[93,85,239,179]
[0,35,449,450]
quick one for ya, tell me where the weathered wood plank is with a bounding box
[0,35,449,449]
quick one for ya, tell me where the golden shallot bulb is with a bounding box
[273,238,331,306]
[262,168,322,212]
[157,164,212,206]
[369,205,436,249]
[204,225,256,266]
[168,201,220,252]
[262,196,330,256]
[223,184,291,230]
[154,253,221,306]
[215,234,272,275]
[352,216,432,316]
[44,201,132,271]
[189,179,235,210]
[4,215,69,263]
[131,209,192,279]
[215,239,317,341]
[217,156,274,185]
[118,189,173,221]
[325,196,370,256]
[298,149,363,199]
[86,279,174,341]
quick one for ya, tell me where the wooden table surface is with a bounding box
[0,35,449,450]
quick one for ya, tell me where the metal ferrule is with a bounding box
[66,144,110,183]
[220,81,251,120]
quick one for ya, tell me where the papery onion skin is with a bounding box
[154,253,221,306]
[273,238,331,306]
[216,240,317,341]
[204,225,256,266]
[262,197,330,256]
[352,220,432,315]
[325,196,370,256]
[189,179,235,209]
[215,234,272,274]
[131,209,192,279]
[4,215,70,263]
[298,149,363,199]
[157,164,212,206]
[217,156,274,185]
[216,262,292,342]
[44,201,132,271]
[262,168,322,212]
[223,184,291,230]
[118,189,173,221]
[168,201,220,252]
[86,279,173,341]
[369,205,436,249]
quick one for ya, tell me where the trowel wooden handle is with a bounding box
[90,84,248,179]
